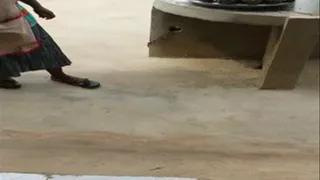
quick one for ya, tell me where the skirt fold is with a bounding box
[0,24,72,79]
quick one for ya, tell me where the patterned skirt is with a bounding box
[0,24,72,79]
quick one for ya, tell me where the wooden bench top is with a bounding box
[153,0,319,26]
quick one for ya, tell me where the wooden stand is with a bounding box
[260,18,319,89]
[149,0,320,89]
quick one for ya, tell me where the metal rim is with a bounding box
[189,0,294,10]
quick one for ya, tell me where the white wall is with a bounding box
[294,0,319,14]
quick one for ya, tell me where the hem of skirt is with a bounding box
[0,39,41,56]
[1,62,72,78]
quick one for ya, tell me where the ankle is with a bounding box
[0,77,13,81]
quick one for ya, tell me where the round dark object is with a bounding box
[189,0,295,10]
[218,0,239,4]
[168,26,183,32]
[264,0,285,3]
[199,0,215,2]
[240,0,263,4]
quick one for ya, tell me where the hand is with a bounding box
[34,7,56,20]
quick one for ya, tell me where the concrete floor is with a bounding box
[0,173,195,180]
[0,0,319,180]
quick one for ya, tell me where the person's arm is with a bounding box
[19,0,56,20]
[19,0,43,10]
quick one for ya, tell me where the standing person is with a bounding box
[0,0,101,89]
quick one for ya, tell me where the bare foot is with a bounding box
[51,75,101,89]
[47,68,101,89]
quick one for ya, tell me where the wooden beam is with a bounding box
[259,18,319,89]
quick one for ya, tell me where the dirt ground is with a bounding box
[0,0,319,180]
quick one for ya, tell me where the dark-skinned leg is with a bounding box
[47,68,101,89]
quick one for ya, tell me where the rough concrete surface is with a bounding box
[0,173,196,180]
[0,0,319,180]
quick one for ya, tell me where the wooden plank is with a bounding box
[259,18,319,89]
